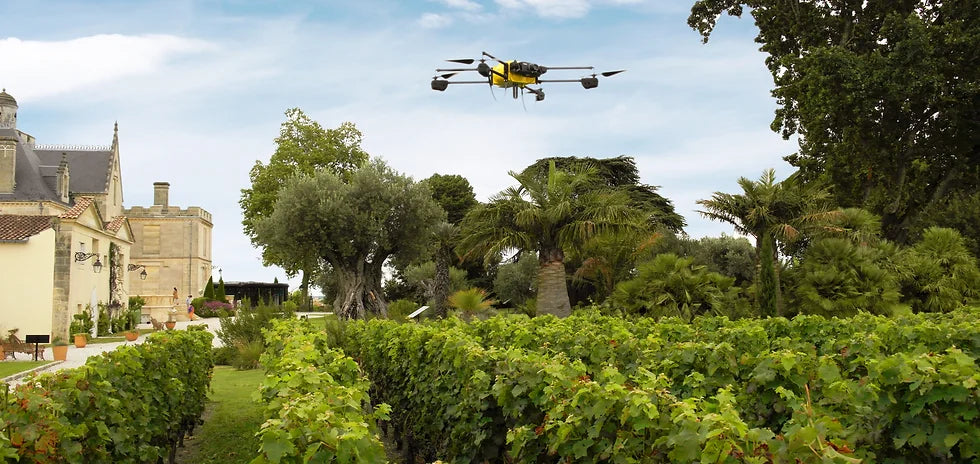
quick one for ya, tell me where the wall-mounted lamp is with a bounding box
[128,264,148,280]
[74,252,103,273]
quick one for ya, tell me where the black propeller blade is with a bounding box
[439,72,458,79]
[447,58,475,64]
[601,70,626,77]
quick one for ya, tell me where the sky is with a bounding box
[1,0,798,291]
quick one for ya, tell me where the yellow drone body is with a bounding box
[491,61,537,88]
[432,51,624,102]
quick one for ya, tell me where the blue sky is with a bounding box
[1,0,797,290]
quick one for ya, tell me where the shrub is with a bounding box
[493,254,538,307]
[387,298,420,322]
[203,276,215,299]
[70,306,94,336]
[232,340,264,370]
[448,287,496,320]
[787,238,901,317]
[196,299,234,318]
[899,227,980,313]
[609,253,743,321]
[213,346,236,366]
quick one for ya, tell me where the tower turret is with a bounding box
[0,89,17,129]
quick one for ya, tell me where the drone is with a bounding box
[431,51,624,102]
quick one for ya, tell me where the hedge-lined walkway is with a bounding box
[175,366,265,463]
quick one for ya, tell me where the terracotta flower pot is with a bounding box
[73,334,87,348]
[165,321,176,330]
[52,345,68,361]
[124,330,139,341]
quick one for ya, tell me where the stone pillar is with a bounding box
[51,227,72,340]
[0,138,15,194]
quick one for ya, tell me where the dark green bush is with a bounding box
[213,346,236,366]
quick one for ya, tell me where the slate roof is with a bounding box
[0,129,61,203]
[35,149,112,194]
[0,215,53,241]
[59,196,94,219]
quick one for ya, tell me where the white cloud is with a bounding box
[0,35,216,102]
[439,0,484,11]
[418,12,454,28]
[492,0,641,18]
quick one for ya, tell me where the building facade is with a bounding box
[0,89,136,340]
[125,182,213,322]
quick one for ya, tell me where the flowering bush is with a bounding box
[196,299,234,318]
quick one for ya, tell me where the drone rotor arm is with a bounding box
[540,66,594,71]
[435,68,480,72]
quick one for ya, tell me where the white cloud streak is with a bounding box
[0,35,216,102]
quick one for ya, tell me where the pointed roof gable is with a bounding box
[59,196,95,219]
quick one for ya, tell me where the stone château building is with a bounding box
[125,182,213,322]
[0,89,135,340]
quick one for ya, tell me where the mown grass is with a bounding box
[177,366,266,463]
[0,361,51,379]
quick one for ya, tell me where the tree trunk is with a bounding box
[335,269,367,319]
[300,269,310,311]
[433,245,451,318]
[536,248,571,318]
[364,261,388,318]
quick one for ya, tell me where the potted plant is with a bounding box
[165,308,177,330]
[124,329,139,341]
[52,336,69,361]
[73,333,88,348]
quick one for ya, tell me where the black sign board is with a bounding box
[25,335,50,361]
[25,335,50,344]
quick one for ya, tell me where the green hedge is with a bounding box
[0,329,213,463]
[252,319,388,463]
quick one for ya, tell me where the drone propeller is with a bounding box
[600,70,626,77]
[446,58,476,64]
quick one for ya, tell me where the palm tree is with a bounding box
[459,162,644,317]
[697,169,837,317]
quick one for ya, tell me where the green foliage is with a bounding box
[254,159,445,319]
[424,173,478,224]
[609,253,745,321]
[689,1,980,245]
[204,276,215,299]
[0,330,213,462]
[340,308,980,462]
[698,169,838,316]
[521,156,685,231]
[252,320,388,463]
[899,227,980,313]
[215,305,291,351]
[216,277,227,302]
[232,340,264,370]
[448,287,496,320]
[127,296,144,330]
[459,160,646,317]
[96,302,110,336]
[787,238,901,317]
[402,261,469,302]
[213,346,237,366]
[386,298,420,322]
[493,253,538,307]
[69,305,94,336]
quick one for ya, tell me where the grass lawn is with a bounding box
[0,361,52,379]
[176,366,266,463]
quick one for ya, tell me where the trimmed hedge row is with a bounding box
[252,319,388,463]
[0,329,213,463]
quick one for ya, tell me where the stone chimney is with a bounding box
[153,182,170,208]
[56,153,70,203]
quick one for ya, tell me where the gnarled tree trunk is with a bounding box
[536,248,571,318]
